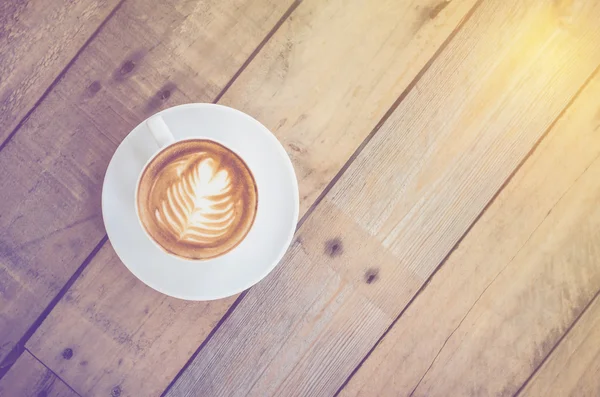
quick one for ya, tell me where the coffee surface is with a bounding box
[137,139,257,260]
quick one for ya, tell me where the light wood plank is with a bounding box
[519,293,600,397]
[24,0,479,395]
[29,242,236,396]
[400,133,600,397]
[163,1,600,395]
[0,0,294,365]
[217,0,478,215]
[340,59,600,397]
[0,350,78,397]
[0,0,121,144]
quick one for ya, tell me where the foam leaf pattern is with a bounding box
[154,152,236,244]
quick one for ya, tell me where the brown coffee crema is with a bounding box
[137,139,258,260]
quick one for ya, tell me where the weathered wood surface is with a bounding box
[216,0,479,215]
[340,62,600,397]
[0,0,294,365]
[28,242,236,397]
[0,0,121,144]
[4,0,600,395]
[519,296,600,397]
[162,0,600,395]
[25,0,479,395]
[0,350,79,397]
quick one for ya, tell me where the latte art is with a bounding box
[137,139,258,260]
[154,153,236,244]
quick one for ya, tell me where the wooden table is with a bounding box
[1,0,600,396]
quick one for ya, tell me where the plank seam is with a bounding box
[334,33,600,397]
[408,267,500,396]
[513,287,600,396]
[26,348,84,397]
[512,154,600,396]
[407,171,584,397]
[0,236,108,381]
[159,290,248,397]
[299,0,482,231]
[213,0,303,104]
[0,0,127,153]
[165,0,491,394]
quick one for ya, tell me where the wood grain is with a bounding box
[0,0,294,365]
[403,132,600,397]
[0,0,121,144]
[217,0,478,215]
[0,350,78,397]
[162,0,600,395]
[28,242,236,397]
[340,60,600,397]
[519,293,600,397]
[24,0,479,395]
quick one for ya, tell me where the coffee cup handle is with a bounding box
[146,115,175,148]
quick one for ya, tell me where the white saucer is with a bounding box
[102,104,299,300]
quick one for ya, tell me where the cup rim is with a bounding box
[102,102,299,300]
[134,136,258,262]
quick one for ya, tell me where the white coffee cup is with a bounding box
[102,103,298,300]
[135,114,259,261]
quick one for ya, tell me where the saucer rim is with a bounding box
[102,103,299,300]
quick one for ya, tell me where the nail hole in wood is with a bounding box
[159,89,171,100]
[120,60,135,75]
[62,348,73,360]
[364,268,380,284]
[145,82,177,113]
[325,238,343,257]
[87,81,102,96]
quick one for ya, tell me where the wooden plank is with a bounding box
[0,0,121,144]
[29,243,237,397]
[339,61,600,397]
[0,350,78,397]
[394,134,600,397]
[160,1,600,396]
[24,0,480,395]
[216,0,478,215]
[519,293,600,397]
[0,0,295,365]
